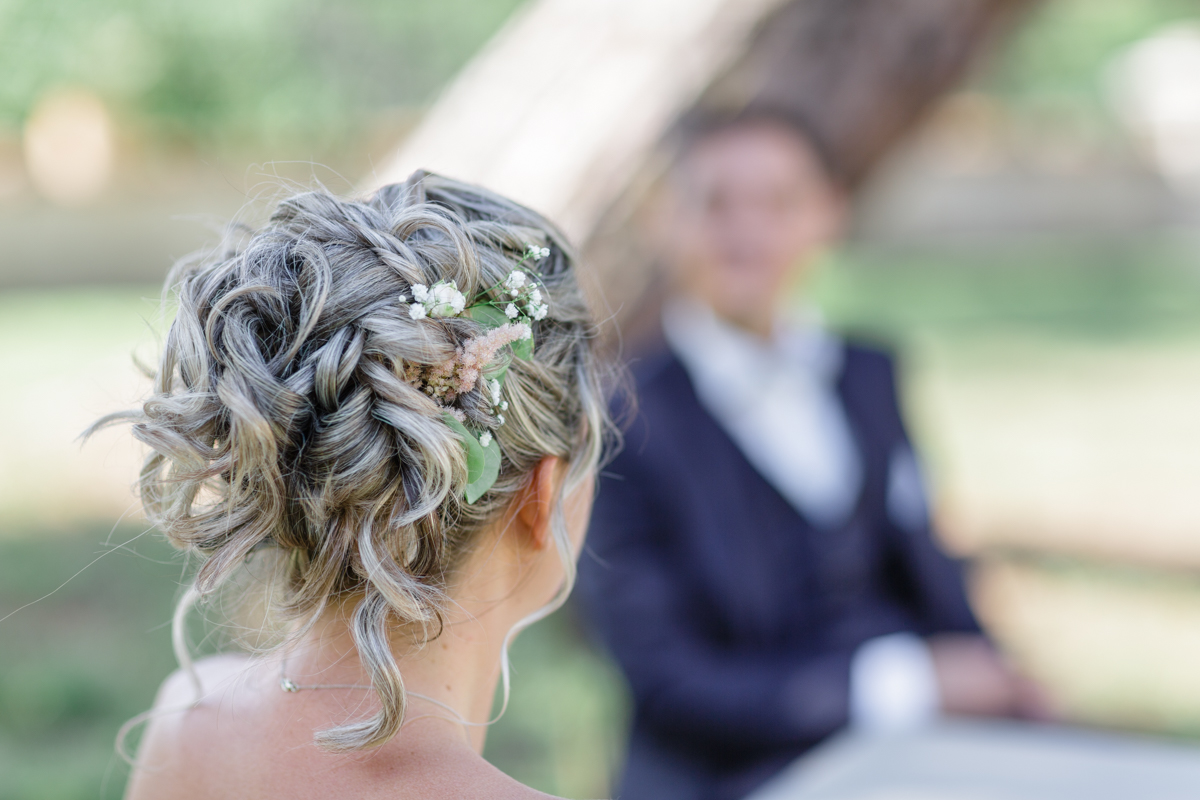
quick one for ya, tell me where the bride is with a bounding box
[104,172,611,799]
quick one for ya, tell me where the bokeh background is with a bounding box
[4,1,1200,798]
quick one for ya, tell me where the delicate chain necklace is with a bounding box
[278,656,371,693]
[277,656,482,731]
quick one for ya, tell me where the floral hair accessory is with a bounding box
[399,243,550,503]
[398,279,466,320]
[401,322,531,408]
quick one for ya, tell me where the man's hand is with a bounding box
[928,633,1056,720]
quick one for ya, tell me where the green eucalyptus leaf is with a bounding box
[442,412,485,493]
[484,362,509,383]
[469,436,502,505]
[465,304,509,329]
[511,333,533,360]
[441,411,500,504]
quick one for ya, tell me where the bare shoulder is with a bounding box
[388,748,568,800]
[125,654,257,800]
[463,761,564,800]
[127,655,586,800]
[154,653,254,708]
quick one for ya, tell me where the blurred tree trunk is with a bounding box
[699,0,1037,188]
[587,0,1039,348]
[368,0,1040,342]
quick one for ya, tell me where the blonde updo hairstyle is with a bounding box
[107,172,609,752]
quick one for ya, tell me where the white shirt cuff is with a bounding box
[849,632,940,734]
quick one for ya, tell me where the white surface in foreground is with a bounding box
[749,719,1200,800]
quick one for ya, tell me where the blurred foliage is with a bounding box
[0,0,524,148]
[986,0,1200,120]
[5,0,1200,150]
[0,526,626,800]
[0,527,182,800]
[811,239,1200,344]
[485,611,630,797]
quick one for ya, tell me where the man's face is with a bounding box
[662,123,845,329]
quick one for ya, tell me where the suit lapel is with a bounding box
[656,359,808,643]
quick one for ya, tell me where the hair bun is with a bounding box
[100,172,609,752]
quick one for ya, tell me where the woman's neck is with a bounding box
[286,595,516,754]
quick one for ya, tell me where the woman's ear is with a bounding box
[516,456,561,550]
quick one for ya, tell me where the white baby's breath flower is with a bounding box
[479,431,493,447]
[496,414,505,426]
[505,270,527,290]
[538,246,550,259]
[500,400,508,411]
[529,287,542,305]
[505,303,519,318]
[411,284,429,302]
[408,304,427,320]
[534,304,548,321]
[489,379,501,405]
[429,282,466,317]
[398,293,408,303]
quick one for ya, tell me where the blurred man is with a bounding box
[577,109,1038,800]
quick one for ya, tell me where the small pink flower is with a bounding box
[402,323,531,406]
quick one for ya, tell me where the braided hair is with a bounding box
[97,171,610,751]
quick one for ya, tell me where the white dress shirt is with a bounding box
[662,297,862,530]
[662,297,940,733]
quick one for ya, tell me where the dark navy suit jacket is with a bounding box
[577,340,980,800]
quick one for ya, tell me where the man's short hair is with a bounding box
[671,105,845,188]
